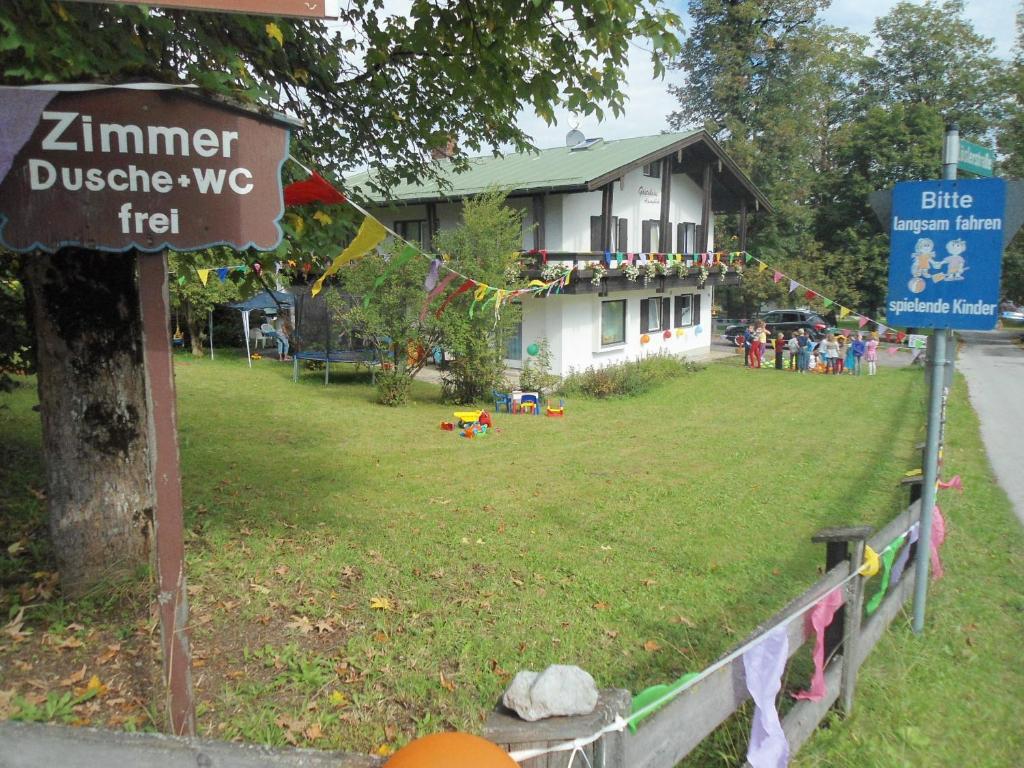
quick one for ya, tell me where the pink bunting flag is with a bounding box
[841,329,851,338]
[858,315,870,328]
[743,625,790,768]
[793,588,844,701]
[418,271,458,322]
[937,475,963,492]
[788,279,798,294]
[773,270,783,283]
[887,346,899,356]
[930,506,946,580]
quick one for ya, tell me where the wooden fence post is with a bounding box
[810,525,872,717]
[483,688,631,768]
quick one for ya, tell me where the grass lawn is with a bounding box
[1,351,1022,764]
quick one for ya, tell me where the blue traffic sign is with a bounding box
[887,178,1006,330]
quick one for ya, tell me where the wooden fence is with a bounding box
[0,500,923,767]
[484,500,924,768]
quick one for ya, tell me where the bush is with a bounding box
[517,338,560,396]
[560,353,703,398]
[376,367,412,406]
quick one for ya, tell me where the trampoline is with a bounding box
[290,287,382,385]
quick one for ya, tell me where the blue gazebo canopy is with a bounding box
[228,289,294,313]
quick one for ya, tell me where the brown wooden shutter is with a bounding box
[673,295,683,327]
[676,223,685,253]
[590,216,603,251]
[640,298,650,334]
[693,293,702,326]
[641,220,653,252]
[695,225,705,253]
[617,218,628,252]
[661,297,671,331]
[664,224,673,253]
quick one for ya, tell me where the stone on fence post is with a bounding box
[810,525,872,717]
[483,688,631,768]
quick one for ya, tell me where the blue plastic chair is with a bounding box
[493,390,513,413]
[519,393,540,416]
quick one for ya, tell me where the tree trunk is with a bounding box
[23,249,153,598]
[184,301,205,357]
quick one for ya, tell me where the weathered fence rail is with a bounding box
[0,500,925,767]
[485,499,924,768]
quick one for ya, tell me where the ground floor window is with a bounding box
[505,318,523,359]
[675,293,701,327]
[601,299,626,346]
[395,219,426,244]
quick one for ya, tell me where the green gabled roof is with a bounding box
[347,131,706,204]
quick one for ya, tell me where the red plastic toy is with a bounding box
[478,411,492,428]
[440,421,454,431]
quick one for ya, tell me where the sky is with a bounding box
[513,0,1018,151]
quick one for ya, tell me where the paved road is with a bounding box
[957,329,1024,525]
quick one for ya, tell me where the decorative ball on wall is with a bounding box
[526,343,540,356]
[384,733,518,768]
[663,330,672,340]
[675,328,685,337]
[640,334,651,344]
[694,325,703,335]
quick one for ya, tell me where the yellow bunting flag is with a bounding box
[311,216,387,297]
[758,261,768,272]
[197,269,210,286]
[564,266,572,286]
[528,279,547,289]
[859,546,880,577]
[473,283,490,302]
[839,306,850,319]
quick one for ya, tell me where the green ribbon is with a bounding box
[364,245,418,307]
[866,535,905,615]
[628,672,698,732]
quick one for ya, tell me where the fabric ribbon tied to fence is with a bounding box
[930,506,946,580]
[743,624,790,768]
[793,587,844,702]
[890,523,920,586]
[865,535,905,615]
[434,279,475,319]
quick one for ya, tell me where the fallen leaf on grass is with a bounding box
[592,601,609,610]
[303,722,323,742]
[248,582,270,595]
[0,689,14,718]
[60,665,88,687]
[7,540,27,557]
[314,619,336,634]
[641,578,657,587]
[273,565,290,576]
[369,596,393,611]
[439,671,456,692]
[285,615,314,634]
[643,640,661,653]
[374,744,394,757]
[669,615,696,628]
[58,636,84,650]
[488,659,510,678]
[74,675,108,698]
[604,629,619,639]
[328,690,348,707]
[2,608,31,642]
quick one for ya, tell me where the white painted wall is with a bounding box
[517,284,715,377]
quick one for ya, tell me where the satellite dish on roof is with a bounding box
[566,129,585,148]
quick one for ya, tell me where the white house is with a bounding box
[347,130,771,377]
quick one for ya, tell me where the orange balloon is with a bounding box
[384,733,518,768]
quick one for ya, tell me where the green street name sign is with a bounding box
[958,139,995,177]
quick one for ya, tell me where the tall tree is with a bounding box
[999,6,1024,303]
[1,0,681,595]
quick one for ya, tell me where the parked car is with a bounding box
[723,309,829,343]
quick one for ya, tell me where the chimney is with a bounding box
[431,137,457,161]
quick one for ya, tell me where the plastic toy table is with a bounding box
[511,391,540,414]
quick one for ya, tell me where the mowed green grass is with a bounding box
[1,351,1021,763]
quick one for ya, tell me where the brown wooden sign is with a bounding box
[64,0,336,19]
[0,87,292,254]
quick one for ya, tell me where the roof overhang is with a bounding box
[584,130,773,215]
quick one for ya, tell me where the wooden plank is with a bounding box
[626,565,848,768]
[839,539,867,714]
[867,501,920,553]
[776,662,843,759]
[658,156,671,252]
[0,721,382,768]
[811,526,873,544]
[856,566,917,672]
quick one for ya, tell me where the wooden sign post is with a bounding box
[0,84,297,734]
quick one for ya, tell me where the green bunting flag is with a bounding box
[866,535,905,615]
[364,244,419,307]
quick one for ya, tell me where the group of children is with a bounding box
[742,322,879,375]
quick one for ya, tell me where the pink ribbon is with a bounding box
[937,475,963,492]
[930,506,946,580]
[793,588,844,701]
[772,270,783,283]
[418,271,458,321]
[858,316,870,328]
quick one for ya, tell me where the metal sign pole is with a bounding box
[911,124,959,634]
[137,251,196,735]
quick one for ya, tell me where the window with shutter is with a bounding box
[674,294,693,327]
[677,222,696,253]
[641,220,659,252]
[601,300,626,346]
[640,298,649,333]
